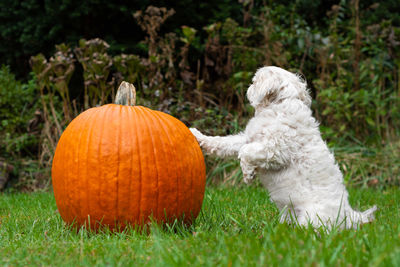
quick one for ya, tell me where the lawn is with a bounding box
[0,185,399,266]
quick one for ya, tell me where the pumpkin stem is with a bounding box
[115,81,136,106]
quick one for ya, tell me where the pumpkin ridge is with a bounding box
[104,105,120,225]
[57,122,71,221]
[132,107,144,223]
[124,106,133,224]
[141,107,162,221]
[154,111,184,220]
[90,107,106,227]
[116,105,132,226]
[152,110,180,222]
[73,109,94,225]
[115,105,122,225]
[57,124,70,220]
[52,123,68,220]
[184,125,196,221]
[82,107,100,227]
[154,112,182,222]
[64,114,87,221]
[136,106,160,222]
[97,106,110,219]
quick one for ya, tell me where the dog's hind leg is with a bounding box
[238,142,268,183]
[239,156,257,184]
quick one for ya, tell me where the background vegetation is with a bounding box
[0,0,399,191]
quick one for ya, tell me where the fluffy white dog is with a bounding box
[190,66,377,229]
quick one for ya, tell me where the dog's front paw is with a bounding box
[190,128,205,143]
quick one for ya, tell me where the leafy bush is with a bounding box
[312,3,400,144]
[0,66,39,158]
[0,66,46,191]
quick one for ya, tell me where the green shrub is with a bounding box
[0,66,40,158]
[312,4,400,145]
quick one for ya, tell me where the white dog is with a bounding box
[190,66,377,229]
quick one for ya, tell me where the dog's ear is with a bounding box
[297,87,312,107]
[247,67,283,107]
[292,74,312,107]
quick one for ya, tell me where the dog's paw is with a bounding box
[190,128,205,143]
[189,127,201,136]
[243,172,255,184]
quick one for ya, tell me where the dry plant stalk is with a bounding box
[352,0,361,91]
[49,44,76,122]
[74,38,113,108]
[133,6,176,88]
[179,26,197,85]
[257,8,286,67]
[133,6,175,58]
[30,42,78,167]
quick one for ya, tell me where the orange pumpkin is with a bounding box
[51,82,206,230]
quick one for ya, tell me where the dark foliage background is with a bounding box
[3,0,399,78]
[0,0,244,78]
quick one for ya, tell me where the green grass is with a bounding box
[0,186,399,266]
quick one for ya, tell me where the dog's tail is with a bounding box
[360,205,378,223]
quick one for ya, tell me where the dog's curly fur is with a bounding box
[190,66,377,229]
